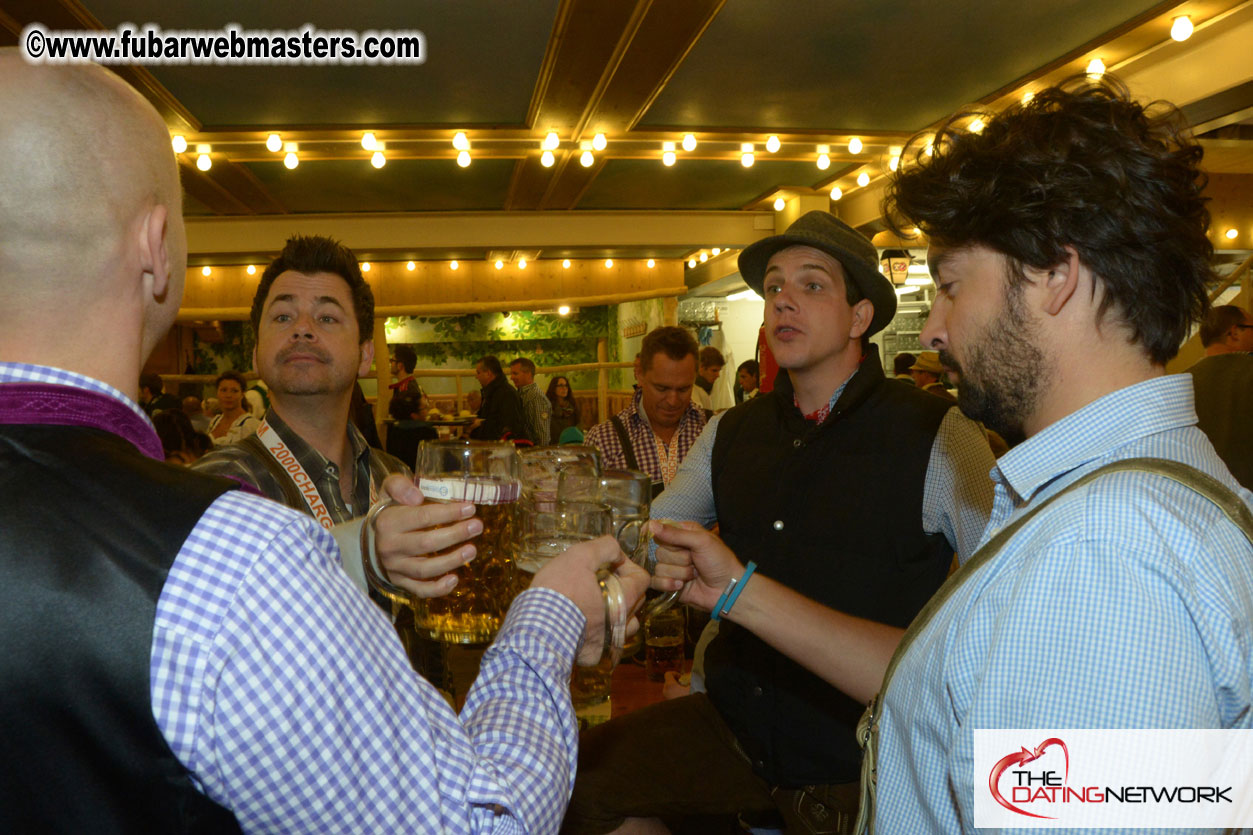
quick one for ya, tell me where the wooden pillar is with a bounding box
[662,296,678,326]
[597,338,609,425]
[373,318,389,445]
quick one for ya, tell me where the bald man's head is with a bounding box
[0,50,185,315]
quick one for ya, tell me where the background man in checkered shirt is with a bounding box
[583,326,707,498]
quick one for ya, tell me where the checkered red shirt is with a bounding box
[584,390,707,486]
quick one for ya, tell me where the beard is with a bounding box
[939,285,1050,447]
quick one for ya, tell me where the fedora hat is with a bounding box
[738,211,897,336]
[909,351,943,375]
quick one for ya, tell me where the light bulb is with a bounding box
[889,156,900,172]
[682,134,697,152]
[741,152,754,167]
[817,153,830,170]
[450,260,459,270]
[196,154,211,171]
[663,151,676,166]
[1226,228,1239,240]
[562,259,571,269]
[766,135,781,153]
[699,252,708,263]
[495,260,503,270]
[1170,15,1193,42]
[543,131,560,150]
[773,197,786,211]
[592,133,607,151]
[360,262,371,272]
[361,132,377,151]
[406,261,416,271]
[557,305,571,316]
[518,258,527,269]
[647,259,655,268]
[201,266,211,276]
[688,259,697,268]
[452,131,469,151]
[711,248,721,256]
[1086,58,1105,77]
[831,186,843,200]
[848,137,863,154]
[604,259,613,268]
[541,150,555,167]
[857,171,870,187]
[580,150,594,167]
[246,265,256,275]
[265,133,282,152]
[284,152,298,169]
[171,135,187,153]
[371,151,386,168]
[457,150,471,167]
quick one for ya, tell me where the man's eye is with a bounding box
[807,281,823,291]
[318,315,338,324]
[273,313,292,323]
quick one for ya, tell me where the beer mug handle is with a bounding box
[359,497,413,606]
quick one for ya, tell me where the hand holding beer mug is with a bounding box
[364,440,521,644]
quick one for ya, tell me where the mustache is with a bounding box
[937,349,962,374]
[277,345,331,363]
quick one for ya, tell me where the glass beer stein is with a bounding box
[413,440,521,644]
[518,445,601,510]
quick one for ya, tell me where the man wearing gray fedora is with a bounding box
[563,211,996,834]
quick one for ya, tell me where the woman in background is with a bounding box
[208,370,260,446]
[546,375,579,445]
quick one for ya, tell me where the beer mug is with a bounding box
[515,501,613,587]
[413,440,521,644]
[518,445,601,510]
[557,469,651,567]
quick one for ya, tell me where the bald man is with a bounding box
[0,52,647,833]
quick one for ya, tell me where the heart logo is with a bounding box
[988,737,1070,819]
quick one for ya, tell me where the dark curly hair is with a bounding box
[885,75,1213,365]
[250,235,374,345]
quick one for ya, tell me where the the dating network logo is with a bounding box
[988,737,1071,819]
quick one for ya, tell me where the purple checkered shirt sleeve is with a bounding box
[152,491,583,833]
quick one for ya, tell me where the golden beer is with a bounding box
[413,441,522,644]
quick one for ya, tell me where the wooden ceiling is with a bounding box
[4,0,1253,271]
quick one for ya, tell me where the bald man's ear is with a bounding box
[138,204,171,300]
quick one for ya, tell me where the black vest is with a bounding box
[706,350,954,787]
[0,424,243,833]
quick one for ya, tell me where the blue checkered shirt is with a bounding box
[2,361,587,834]
[876,374,1253,834]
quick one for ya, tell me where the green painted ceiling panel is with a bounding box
[641,0,1170,132]
[83,0,560,126]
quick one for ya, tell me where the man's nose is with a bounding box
[919,303,947,350]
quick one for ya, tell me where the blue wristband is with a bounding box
[711,561,757,622]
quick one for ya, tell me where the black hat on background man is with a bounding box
[738,211,897,336]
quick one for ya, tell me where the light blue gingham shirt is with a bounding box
[876,374,1253,834]
[2,362,587,834]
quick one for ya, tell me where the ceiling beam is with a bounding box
[184,210,775,257]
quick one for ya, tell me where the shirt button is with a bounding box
[752,686,763,697]
[773,520,784,531]
[754,760,765,771]
[793,439,802,448]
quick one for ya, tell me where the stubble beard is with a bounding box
[940,285,1050,447]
